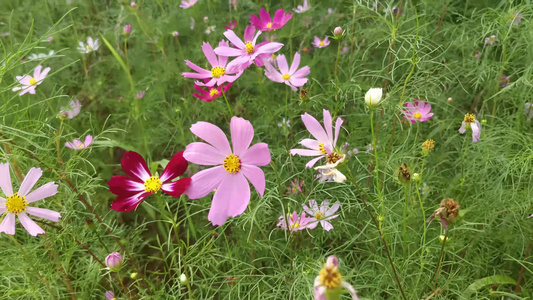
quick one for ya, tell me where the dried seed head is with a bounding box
[397,163,411,182]
[440,198,460,222]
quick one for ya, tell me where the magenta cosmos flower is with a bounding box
[458,113,481,143]
[277,211,311,231]
[225,19,237,30]
[180,0,197,9]
[303,199,340,231]
[265,52,310,91]
[250,7,293,31]
[65,135,93,150]
[0,164,60,236]
[12,65,51,96]
[403,100,433,123]
[214,25,284,73]
[312,36,330,48]
[193,80,232,102]
[107,151,191,212]
[182,40,243,87]
[183,117,271,226]
[290,109,343,168]
[314,256,359,300]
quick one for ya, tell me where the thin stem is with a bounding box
[402,184,409,253]
[370,110,384,226]
[117,270,131,300]
[514,229,533,293]
[432,229,449,289]
[124,38,130,71]
[334,38,341,82]
[221,88,234,116]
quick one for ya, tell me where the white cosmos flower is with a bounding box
[365,87,383,108]
[27,50,55,61]
[78,37,100,54]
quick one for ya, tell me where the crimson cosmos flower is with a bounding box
[107,151,191,212]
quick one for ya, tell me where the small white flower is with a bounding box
[365,87,383,108]
[205,25,216,35]
[277,118,290,128]
[77,37,100,54]
[27,50,55,61]
[179,274,187,283]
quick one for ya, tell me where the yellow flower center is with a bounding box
[209,88,219,97]
[282,74,290,80]
[78,143,85,148]
[271,54,277,59]
[88,45,93,50]
[144,176,162,193]
[290,222,300,229]
[315,212,324,220]
[319,41,325,46]
[422,139,435,151]
[211,66,226,78]
[318,143,328,155]
[266,22,272,29]
[5,193,28,215]
[464,113,475,123]
[29,77,37,85]
[223,154,241,173]
[318,265,342,289]
[245,42,255,54]
[413,112,422,119]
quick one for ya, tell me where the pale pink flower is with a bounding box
[303,199,340,231]
[65,135,93,150]
[180,0,197,9]
[403,100,433,123]
[290,109,343,168]
[458,113,481,143]
[314,256,359,300]
[0,164,60,236]
[12,65,51,96]
[214,25,284,73]
[277,211,311,231]
[312,36,330,48]
[173,31,180,37]
[183,117,271,226]
[264,52,310,92]
[286,179,304,195]
[294,0,310,13]
[105,291,115,300]
[136,90,145,99]
[182,40,243,87]
[60,99,81,119]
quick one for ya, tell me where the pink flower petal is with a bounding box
[25,182,58,203]
[201,42,219,68]
[241,165,265,197]
[18,167,43,196]
[323,110,333,143]
[305,156,323,168]
[289,52,301,75]
[300,138,320,150]
[301,113,329,142]
[292,66,310,78]
[161,177,191,197]
[18,212,45,236]
[289,149,321,156]
[26,207,61,222]
[230,117,254,156]
[223,30,246,49]
[110,191,151,212]
[243,25,255,42]
[277,55,289,74]
[321,220,334,231]
[0,213,15,235]
[37,67,51,81]
[333,117,343,146]
[33,65,42,79]
[121,151,151,182]
[190,121,232,155]
[185,166,226,199]
[241,143,271,166]
[184,142,226,165]
[0,163,13,196]
[208,173,250,226]
[259,7,272,24]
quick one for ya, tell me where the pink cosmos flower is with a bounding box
[294,0,310,13]
[173,31,180,37]
[65,135,93,150]
[314,256,359,300]
[0,164,60,236]
[303,199,340,231]
[286,178,304,195]
[183,117,271,226]
[12,65,51,96]
[214,25,284,73]
[264,52,310,92]
[458,113,481,143]
[225,19,237,30]
[277,211,311,231]
[107,151,191,212]
[105,291,115,300]
[290,109,343,168]
[193,81,232,102]
[180,0,197,9]
[312,36,330,48]
[250,8,293,31]
[60,99,82,119]
[183,40,243,87]
[403,100,434,123]
[136,90,145,99]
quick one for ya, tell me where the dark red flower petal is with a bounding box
[107,175,145,196]
[121,151,151,182]
[161,177,191,197]
[110,191,151,212]
[160,151,189,182]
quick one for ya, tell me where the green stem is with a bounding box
[334,39,341,82]
[403,184,409,253]
[221,88,234,116]
[370,110,384,227]
[432,229,449,289]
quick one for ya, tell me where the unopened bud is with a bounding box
[180,273,187,283]
[123,24,132,35]
[130,272,138,279]
[447,97,453,103]
[172,31,179,37]
[413,173,421,182]
[333,27,343,38]
[130,2,137,7]
[105,252,123,271]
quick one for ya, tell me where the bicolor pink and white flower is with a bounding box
[77,37,100,54]
[0,164,60,236]
[314,256,359,300]
[264,52,310,91]
[65,135,93,150]
[192,81,232,102]
[214,26,284,73]
[458,113,481,143]
[312,36,330,48]
[60,99,82,119]
[303,200,340,231]
[182,40,243,87]
[277,211,311,231]
[403,100,434,123]
[290,109,344,168]
[12,65,51,96]
[180,0,197,9]
[294,0,310,13]
[107,151,191,212]
[183,117,271,226]
[250,7,293,31]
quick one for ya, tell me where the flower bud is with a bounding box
[180,273,187,283]
[105,252,123,270]
[365,88,383,108]
[130,272,138,279]
[413,173,421,182]
[172,31,179,37]
[123,24,132,35]
[447,97,453,103]
[333,27,343,38]
[130,2,137,7]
